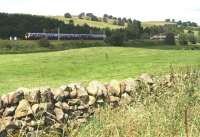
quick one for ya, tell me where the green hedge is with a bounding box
[0,40,107,54]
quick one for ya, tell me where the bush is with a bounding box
[188,33,197,44]
[165,33,175,45]
[1,44,12,50]
[0,44,22,51]
[38,38,52,49]
[197,31,200,43]
[179,33,188,45]
[126,20,143,40]
[64,13,72,18]
[69,20,74,25]
[105,29,126,46]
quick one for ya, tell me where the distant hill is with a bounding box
[0,13,103,39]
[142,21,176,27]
[1,12,198,39]
[52,16,177,29]
[52,16,123,29]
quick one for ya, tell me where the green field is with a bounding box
[52,16,123,29]
[142,21,176,27]
[1,41,200,137]
[52,16,174,29]
[0,43,200,95]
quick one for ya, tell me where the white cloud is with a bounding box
[0,0,200,24]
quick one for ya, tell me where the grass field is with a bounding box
[52,16,174,29]
[0,43,200,95]
[52,16,123,29]
[1,41,200,137]
[142,21,176,27]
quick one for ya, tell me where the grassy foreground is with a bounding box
[10,67,200,137]
[0,43,200,94]
[72,67,200,137]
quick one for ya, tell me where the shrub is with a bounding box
[105,29,126,46]
[179,33,188,45]
[126,20,143,40]
[64,13,72,18]
[38,38,52,49]
[78,12,85,19]
[0,44,22,51]
[165,33,175,45]
[197,31,200,43]
[69,20,74,25]
[188,33,197,44]
[1,44,12,50]
[141,33,150,39]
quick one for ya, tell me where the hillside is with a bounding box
[0,13,103,39]
[52,16,123,29]
[142,21,176,27]
[52,16,175,29]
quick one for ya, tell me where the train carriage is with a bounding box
[25,33,106,40]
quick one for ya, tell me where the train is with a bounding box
[150,35,179,40]
[25,33,106,40]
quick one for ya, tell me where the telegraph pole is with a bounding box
[58,27,60,40]
[43,28,47,38]
[103,30,106,41]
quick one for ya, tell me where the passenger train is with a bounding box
[25,33,106,40]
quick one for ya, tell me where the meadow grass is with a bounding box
[10,66,200,137]
[53,16,174,29]
[52,16,123,29]
[142,21,176,27]
[0,42,200,95]
[71,67,200,137]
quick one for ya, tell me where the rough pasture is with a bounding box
[0,45,200,94]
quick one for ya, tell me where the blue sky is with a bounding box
[1,0,200,24]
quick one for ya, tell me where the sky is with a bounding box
[0,0,200,24]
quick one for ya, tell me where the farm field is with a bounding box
[52,16,174,29]
[52,16,123,29]
[0,44,200,95]
[142,21,176,27]
[1,1,200,137]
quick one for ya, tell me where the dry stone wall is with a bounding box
[0,73,172,136]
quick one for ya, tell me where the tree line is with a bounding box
[165,19,198,27]
[64,12,133,26]
[0,13,103,39]
[105,20,200,46]
[1,12,199,46]
[105,20,182,45]
[65,12,199,28]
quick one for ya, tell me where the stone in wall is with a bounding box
[14,99,32,119]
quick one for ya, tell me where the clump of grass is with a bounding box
[38,38,53,49]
